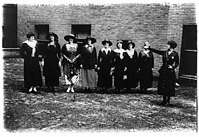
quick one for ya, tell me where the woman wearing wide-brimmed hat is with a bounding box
[97,39,114,92]
[113,40,126,92]
[42,32,61,92]
[20,32,42,92]
[62,34,80,93]
[79,36,98,92]
[138,42,154,93]
[149,40,179,106]
[123,40,139,91]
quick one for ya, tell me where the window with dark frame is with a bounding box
[35,24,49,56]
[71,24,91,44]
[35,24,49,40]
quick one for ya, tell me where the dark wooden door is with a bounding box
[179,25,197,79]
[3,4,17,48]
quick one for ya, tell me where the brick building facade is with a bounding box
[3,3,197,78]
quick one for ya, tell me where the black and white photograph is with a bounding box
[1,0,198,135]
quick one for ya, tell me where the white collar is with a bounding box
[101,47,111,52]
[23,40,37,48]
[126,49,135,58]
[114,48,125,53]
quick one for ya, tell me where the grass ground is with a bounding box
[3,58,197,132]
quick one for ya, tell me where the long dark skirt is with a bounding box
[81,69,97,88]
[139,68,153,89]
[24,58,42,88]
[158,67,176,96]
[114,68,124,89]
[125,70,138,88]
[97,68,112,88]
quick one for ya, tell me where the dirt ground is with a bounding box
[3,58,197,132]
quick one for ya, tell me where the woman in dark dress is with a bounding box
[21,32,42,92]
[149,40,179,106]
[62,34,80,93]
[97,39,114,92]
[42,32,61,92]
[113,40,126,92]
[80,37,98,91]
[138,42,154,93]
[124,41,138,91]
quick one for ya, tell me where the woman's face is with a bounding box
[50,36,54,42]
[167,44,172,50]
[104,42,109,48]
[88,39,92,44]
[69,38,74,43]
[117,43,123,49]
[128,44,133,49]
[29,36,35,41]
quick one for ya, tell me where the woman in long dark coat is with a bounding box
[80,37,98,91]
[43,32,61,92]
[149,40,179,106]
[124,41,138,91]
[97,39,114,92]
[138,42,154,93]
[113,40,126,92]
[21,32,42,92]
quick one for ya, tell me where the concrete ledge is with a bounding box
[2,48,21,58]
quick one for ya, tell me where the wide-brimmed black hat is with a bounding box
[64,34,76,41]
[46,32,58,41]
[102,39,112,46]
[85,36,96,44]
[127,40,135,48]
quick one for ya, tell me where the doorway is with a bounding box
[179,25,197,80]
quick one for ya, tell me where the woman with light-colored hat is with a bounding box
[97,39,114,92]
[62,34,80,93]
[138,41,154,93]
[124,40,139,91]
[80,36,97,92]
[113,40,126,92]
[42,32,61,92]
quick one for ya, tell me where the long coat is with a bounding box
[124,50,138,88]
[97,49,114,88]
[113,50,125,89]
[21,42,42,88]
[43,43,61,86]
[150,48,179,96]
[138,50,154,89]
[81,45,97,69]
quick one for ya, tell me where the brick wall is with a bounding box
[17,3,196,77]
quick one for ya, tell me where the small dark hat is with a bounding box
[64,34,76,41]
[46,32,58,41]
[85,36,96,44]
[26,32,35,39]
[127,40,135,48]
[102,39,112,46]
[167,40,177,49]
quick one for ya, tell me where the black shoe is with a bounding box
[159,101,167,106]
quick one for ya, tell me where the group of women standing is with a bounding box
[21,32,179,106]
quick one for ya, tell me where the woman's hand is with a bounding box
[80,64,83,68]
[40,60,44,67]
[58,60,62,67]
